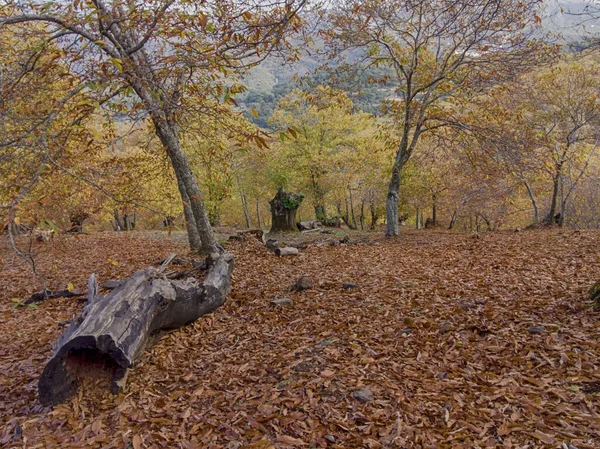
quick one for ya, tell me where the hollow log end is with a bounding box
[38,335,130,406]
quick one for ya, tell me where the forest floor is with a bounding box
[0,228,599,449]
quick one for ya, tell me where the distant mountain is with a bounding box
[238,1,600,129]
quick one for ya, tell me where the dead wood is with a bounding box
[38,252,234,406]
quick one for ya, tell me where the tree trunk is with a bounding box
[386,160,404,236]
[359,199,365,231]
[241,190,252,228]
[523,180,539,225]
[269,187,304,233]
[416,208,420,229]
[448,210,458,230]
[153,117,217,254]
[38,252,234,406]
[349,188,357,229]
[370,201,377,230]
[68,212,89,233]
[546,174,561,225]
[179,184,202,252]
[256,197,262,229]
[314,204,326,222]
[113,209,123,232]
[124,214,131,231]
[432,194,438,227]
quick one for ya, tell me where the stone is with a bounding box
[439,323,453,334]
[265,239,280,253]
[292,277,313,292]
[270,298,294,307]
[514,226,521,232]
[400,328,412,336]
[342,282,358,290]
[352,387,373,403]
[528,325,544,335]
[324,435,336,443]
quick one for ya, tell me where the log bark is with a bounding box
[38,252,234,406]
[275,247,299,256]
[24,289,83,305]
[297,220,321,231]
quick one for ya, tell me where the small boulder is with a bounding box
[439,323,453,334]
[352,388,373,403]
[342,282,358,290]
[265,239,279,253]
[528,325,544,335]
[324,434,336,443]
[270,298,294,307]
[292,277,313,292]
[514,226,521,232]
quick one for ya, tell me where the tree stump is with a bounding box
[269,187,304,233]
[38,252,234,406]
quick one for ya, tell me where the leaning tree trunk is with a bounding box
[153,116,218,254]
[179,180,202,252]
[269,187,304,233]
[38,252,234,406]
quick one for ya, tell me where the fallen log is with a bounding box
[24,288,84,305]
[38,252,234,406]
[237,228,265,242]
[275,247,299,256]
[297,220,321,231]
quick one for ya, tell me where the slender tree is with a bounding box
[0,0,306,252]
[323,0,545,236]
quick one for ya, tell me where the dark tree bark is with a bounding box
[448,210,458,230]
[38,252,234,406]
[370,201,377,230]
[179,184,202,252]
[432,194,438,226]
[269,188,304,233]
[256,197,262,229]
[314,204,326,222]
[68,212,89,233]
[113,209,123,231]
[545,174,561,225]
[240,190,252,228]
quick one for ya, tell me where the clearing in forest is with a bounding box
[0,229,599,448]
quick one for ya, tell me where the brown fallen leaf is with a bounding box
[275,435,307,446]
[132,434,142,449]
[531,430,556,445]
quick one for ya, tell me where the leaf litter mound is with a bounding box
[0,229,599,448]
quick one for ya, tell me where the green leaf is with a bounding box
[45,219,58,234]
